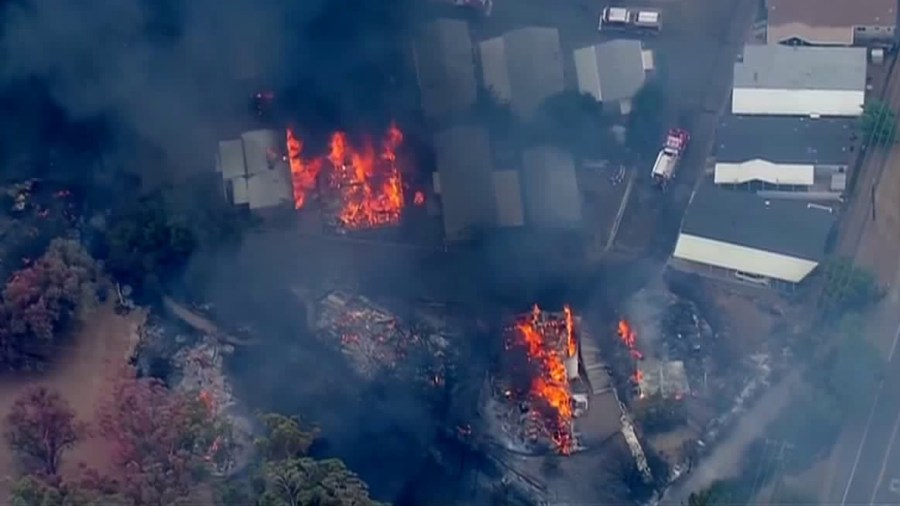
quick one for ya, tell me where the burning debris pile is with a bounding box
[314,291,454,388]
[618,318,691,400]
[285,125,408,231]
[487,306,582,456]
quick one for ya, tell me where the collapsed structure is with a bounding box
[313,291,456,389]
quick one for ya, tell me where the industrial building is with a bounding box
[479,27,566,118]
[767,0,897,47]
[671,183,835,287]
[731,45,867,117]
[216,130,293,210]
[573,39,653,115]
[413,19,478,121]
[713,115,855,194]
[521,146,582,228]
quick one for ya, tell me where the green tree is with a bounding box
[627,81,667,157]
[861,100,896,146]
[255,413,320,462]
[10,474,131,506]
[532,90,612,157]
[102,195,195,295]
[815,258,881,316]
[259,458,386,506]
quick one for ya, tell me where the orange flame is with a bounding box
[286,128,322,209]
[617,319,644,360]
[563,305,576,358]
[286,125,406,229]
[515,305,575,454]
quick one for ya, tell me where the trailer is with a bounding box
[598,6,662,32]
[650,129,690,189]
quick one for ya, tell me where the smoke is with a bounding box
[0,0,409,177]
[624,283,671,352]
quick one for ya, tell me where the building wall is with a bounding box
[732,88,864,116]
[672,233,819,283]
[767,22,854,46]
[714,160,814,186]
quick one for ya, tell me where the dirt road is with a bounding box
[0,304,145,498]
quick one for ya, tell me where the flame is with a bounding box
[514,305,575,454]
[285,125,407,229]
[617,319,644,360]
[563,305,576,358]
[413,191,425,206]
[286,128,322,209]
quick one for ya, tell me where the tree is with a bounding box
[259,457,386,506]
[255,413,320,462]
[861,100,896,146]
[4,386,87,475]
[627,81,667,157]
[99,375,233,506]
[532,90,612,157]
[1,238,99,363]
[10,474,131,506]
[102,195,196,295]
[815,258,881,315]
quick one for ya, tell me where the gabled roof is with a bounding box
[733,45,867,91]
[680,183,834,261]
[715,115,855,164]
[573,40,646,103]
[768,0,897,28]
[434,125,497,240]
[479,27,565,118]
[521,145,582,226]
[414,18,478,120]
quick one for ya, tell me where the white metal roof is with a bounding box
[230,178,249,206]
[573,40,646,103]
[733,45,866,92]
[522,146,582,226]
[246,169,292,210]
[414,18,478,119]
[241,129,280,176]
[714,160,815,186]
[492,170,525,227]
[673,233,819,283]
[218,140,246,180]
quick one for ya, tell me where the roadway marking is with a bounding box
[841,317,900,505]
[869,406,900,504]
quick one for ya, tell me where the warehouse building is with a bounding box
[731,45,867,117]
[767,0,897,47]
[413,19,478,121]
[521,145,582,227]
[479,27,565,118]
[216,130,293,210]
[573,39,653,115]
[714,115,855,194]
[671,183,835,287]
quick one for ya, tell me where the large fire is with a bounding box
[285,125,406,230]
[617,319,644,360]
[512,305,576,454]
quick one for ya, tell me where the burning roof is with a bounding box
[491,305,581,455]
[285,125,407,231]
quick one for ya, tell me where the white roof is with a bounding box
[574,40,646,103]
[231,178,249,206]
[241,129,280,176]
[492,170,525,227]
[673,233,818,283]
[714,160,815,186]
[218,140,246,180]
[522,146,582,226]
[246,170,292,210]
[734,45,867,92]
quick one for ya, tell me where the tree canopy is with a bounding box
[815,258,881,317]
[861,100,896,146]
[4,386,87,476]
[0,238,99,369]
[259,458,386,506]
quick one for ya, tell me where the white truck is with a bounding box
[651,129,690,189]
[453,0,492,16]
[598,6,662,32]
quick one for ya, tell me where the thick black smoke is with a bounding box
[0,0,410,177]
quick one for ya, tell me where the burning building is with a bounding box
[285,125,408,231]
[485,305,583,455]
[216,130,294,211]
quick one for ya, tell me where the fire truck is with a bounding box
[598,6,662,32]
[650,129,690,189]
